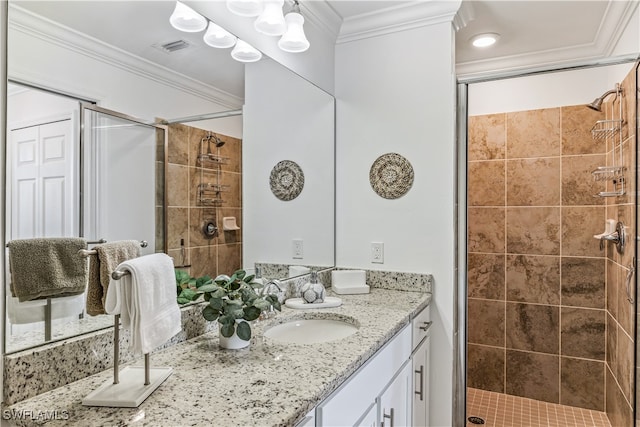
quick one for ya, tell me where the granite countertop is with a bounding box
[4,288,430,426]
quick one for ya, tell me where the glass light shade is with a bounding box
[254,0,286,36]
[231,40,263,62]
[169,1,207,33]
[226,0,263,17]
[278,12,309,53]
[203,22,238,48]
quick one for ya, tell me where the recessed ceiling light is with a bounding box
[471,33,500,48]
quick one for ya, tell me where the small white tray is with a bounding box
[285,297,342,309]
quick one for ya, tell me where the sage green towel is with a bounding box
[86,240,140,316]
[8,238,88,302]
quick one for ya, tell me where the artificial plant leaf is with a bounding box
[229,280,241,291]
[209,297,223,310]
[197,284,218,293]
[202,305,220,321]
[234,269,246,280]
[211,288,227,299]
[175,269,191,285]
[243,305,261,321]
[220,322,235,338]
[236,321,251,341]
[196,275,213,288]
[252,298,270,311]
[178,288,197,302]
[218,314,235,326]
[177,295,191,305]
[214,274,231,285]
[244,274,255,283]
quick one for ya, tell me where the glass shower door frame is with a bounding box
[79,103,168,253]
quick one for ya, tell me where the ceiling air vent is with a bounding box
[155,40,190,53]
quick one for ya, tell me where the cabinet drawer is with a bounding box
[412,305,431,349]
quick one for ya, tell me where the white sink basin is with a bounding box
[264,318,359,344]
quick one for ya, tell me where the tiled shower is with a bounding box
[467,63,638,426]
[166,123,243,279]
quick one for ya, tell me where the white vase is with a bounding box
[218,320,250,349]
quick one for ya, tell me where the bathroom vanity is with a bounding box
[3,287,431,426]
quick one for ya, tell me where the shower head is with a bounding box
[202,133,225,154]
[213,135,225,148]
[587,86,620,112]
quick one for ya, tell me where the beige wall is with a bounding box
[166,123,243,279]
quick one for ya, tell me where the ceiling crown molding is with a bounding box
[300,0,342,42]
[456,0,639,80]
[452,0,475,32]
[337,0,462,44]
[8,5,243,109]
[600,0,639,55]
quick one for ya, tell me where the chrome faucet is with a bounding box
[259,279,283,320]
[262,279,283,296]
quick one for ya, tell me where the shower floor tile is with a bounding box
[466,388,612,427]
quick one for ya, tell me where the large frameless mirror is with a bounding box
[4,0,335,353]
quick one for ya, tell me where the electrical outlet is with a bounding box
[371,242,384,264]
[293,239,304,259]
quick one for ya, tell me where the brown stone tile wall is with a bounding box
[467,88,636,414]
[604,65,637,426]
[166,123,242,280]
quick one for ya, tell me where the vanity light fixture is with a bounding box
[471,33,500,48]
[203,21,238,48]
[278,1,309,52]
[231,39,263,62]
[254,0,287,36]
[169,1,207,33]
[227,0,264,17]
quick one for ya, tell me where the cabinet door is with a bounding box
[412,336,430,426]
[379,361,412,427]
[295,409,315,427]
[356,402,377,427]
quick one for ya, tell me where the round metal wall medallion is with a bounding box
[369,153,414,199]
[270,160,304,201]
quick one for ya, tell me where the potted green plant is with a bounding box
[176,270,211,304]
[177,269,281,349]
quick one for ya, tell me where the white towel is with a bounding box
[104,253,181,355]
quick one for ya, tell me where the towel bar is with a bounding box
[82,263,171,408]
[6,238,107,248]
[78,240,149,258]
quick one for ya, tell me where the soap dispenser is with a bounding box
[301,271,325,304]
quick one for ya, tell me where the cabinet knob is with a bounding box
[419,321,432,332]
[381,407,394,427]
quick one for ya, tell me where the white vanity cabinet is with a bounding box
[411,306,431,426]
[315,303,431,427]
[316,324,411,426]
[379,361,412,427]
